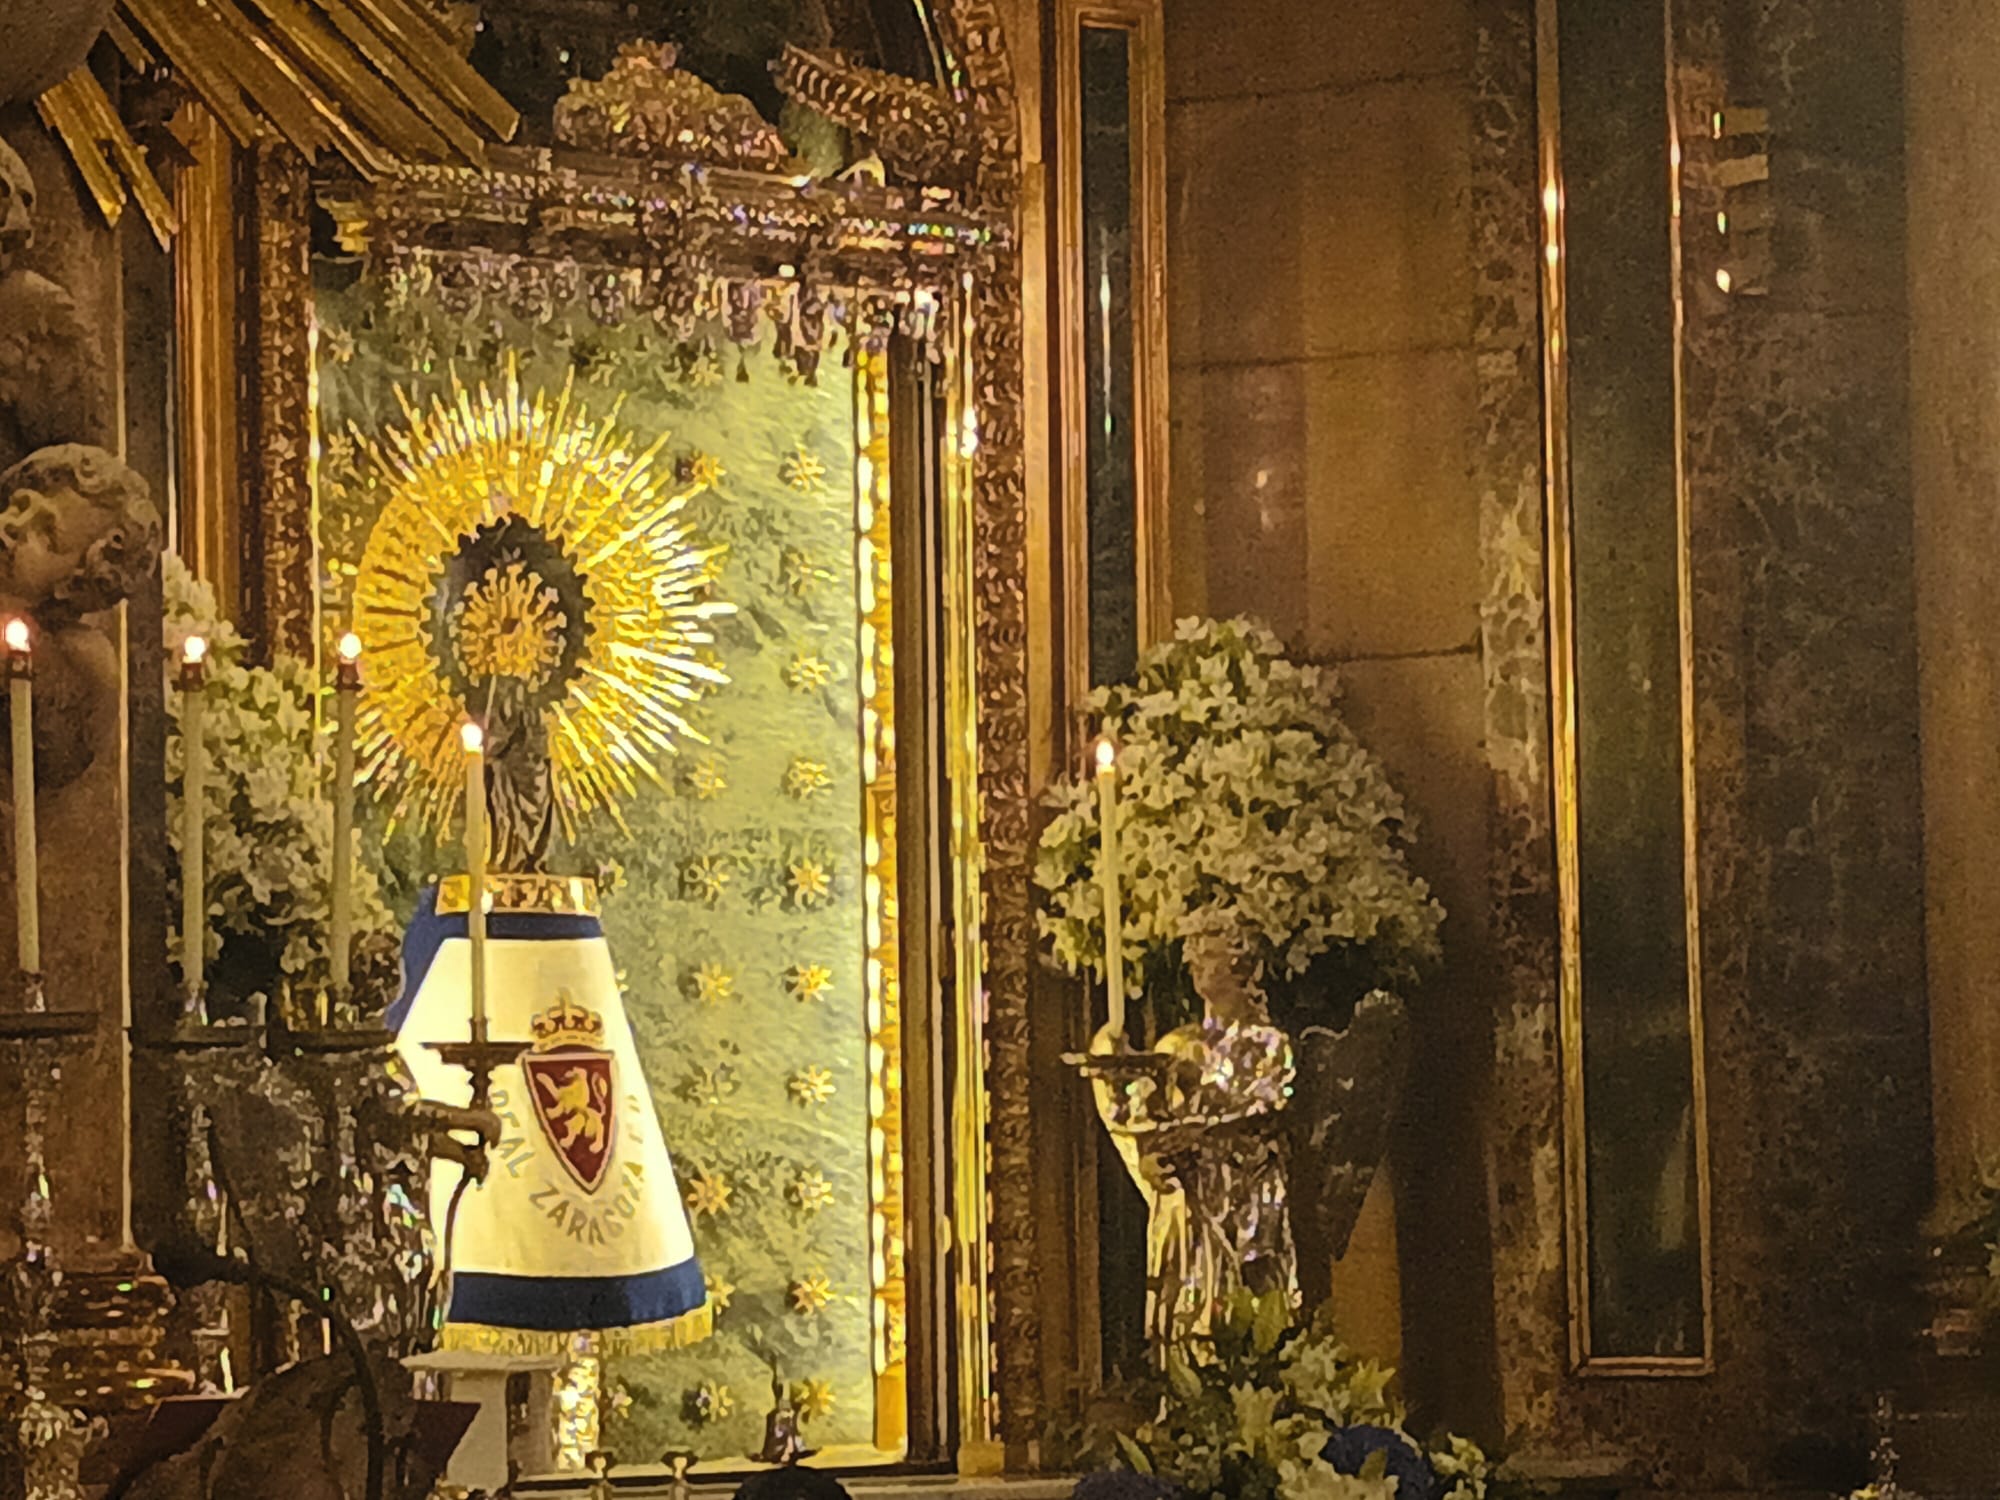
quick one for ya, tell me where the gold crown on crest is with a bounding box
[531,991,606,1051]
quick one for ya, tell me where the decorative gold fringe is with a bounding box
[440,1299,713,1357]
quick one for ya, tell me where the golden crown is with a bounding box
[531,991,606,1050]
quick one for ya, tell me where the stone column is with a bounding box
[1907,0,2000,1217]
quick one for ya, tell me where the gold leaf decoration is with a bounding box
[788,1273,834,1316]
[784,759,832,800]
[780,442,827,493]
[684,855,732,904]
[689,758,729,799]
[449,560,567,686]
[791,1379,836,1422]
[691,961,735,1005]
[786,963,833,1003]
[780,547,828,598]
[684,1167,732,1218]
[704,1273,735,1312]
[788,1066,835,1107]
[788,859,832,907]
[789,1168,834,1214]
[786,653,833,693]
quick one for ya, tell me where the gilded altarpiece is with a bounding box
[246,39,1014,1464]
[314,273,897,1458]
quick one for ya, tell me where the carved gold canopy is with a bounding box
[318,43,999,386]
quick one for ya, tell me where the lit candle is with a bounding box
[329,632,362,1001]
[1094,736,1127,1040]
[462,720,488,1041]
[5,618,38,991]
[181,636,209,1007]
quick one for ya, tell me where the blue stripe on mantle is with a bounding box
[449,1258,707,1331]
[388,884,604,1031]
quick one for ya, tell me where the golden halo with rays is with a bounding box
[349,362,732,844]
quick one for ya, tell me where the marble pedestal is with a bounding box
[406,1348,563,1491]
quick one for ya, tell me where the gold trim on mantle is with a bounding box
[1536,0,1715,1378]
[442,1299,713,1357]
[435,874,602,918]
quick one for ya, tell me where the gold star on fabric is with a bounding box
[699,545,729,586]
[780,547,828,599]
[787,963,834,1003]
[322,325,356,364]
[785,759,832,800]
[688,1381,734,1424]
[685,450,726,488]
[789,1066,835,1107]
[686,348,724,389]
[788,859,832,907]
[685,1168,732,1218]
[790,1169,834,1214]
[685,855,732,903]
[786,653,834,693]
[704,1273,735,1312]
[607,1382,635,1420]
[788,1273,834,1316]
[679,1063,737,1107]
[689,758,728,799]
[791,1380,836,1422]
[692,961,734,1005]
[780,442,827,493]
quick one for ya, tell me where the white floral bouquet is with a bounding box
[164,554,398,1010]
[1035,617,1442,1029]
[1062,1293,1496,1500]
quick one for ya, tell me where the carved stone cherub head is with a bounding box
[0,135,33,275]
[0,443,160,622]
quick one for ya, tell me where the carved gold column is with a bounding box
[171,104,240,617]
[245,144,317,665]
[934,0,1043,1462]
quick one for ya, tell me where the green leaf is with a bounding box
[1360,1448,1391,1482]
[1168,1354,1204,1404]
[1115,1432,1155,1475]
[1252,1291,1289,1355]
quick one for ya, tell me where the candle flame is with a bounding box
[338,631,363,662]
[3,618,28,653]
[1094,738,1116,771]
[460,721,484,753]
[182,635,208,665]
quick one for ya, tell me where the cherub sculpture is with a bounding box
[0,135,108,472]
[0,444,161,795]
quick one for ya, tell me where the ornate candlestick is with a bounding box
[0,999,96,1500]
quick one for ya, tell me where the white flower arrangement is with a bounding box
[163,554,397,1006]
[1035,617,1442,1026]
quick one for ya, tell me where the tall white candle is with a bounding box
[1095,736,1127,1040]
[462,720,488,1041]
[181,636,209,1006]
[329,632,362,998]
[5,618,38,987]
